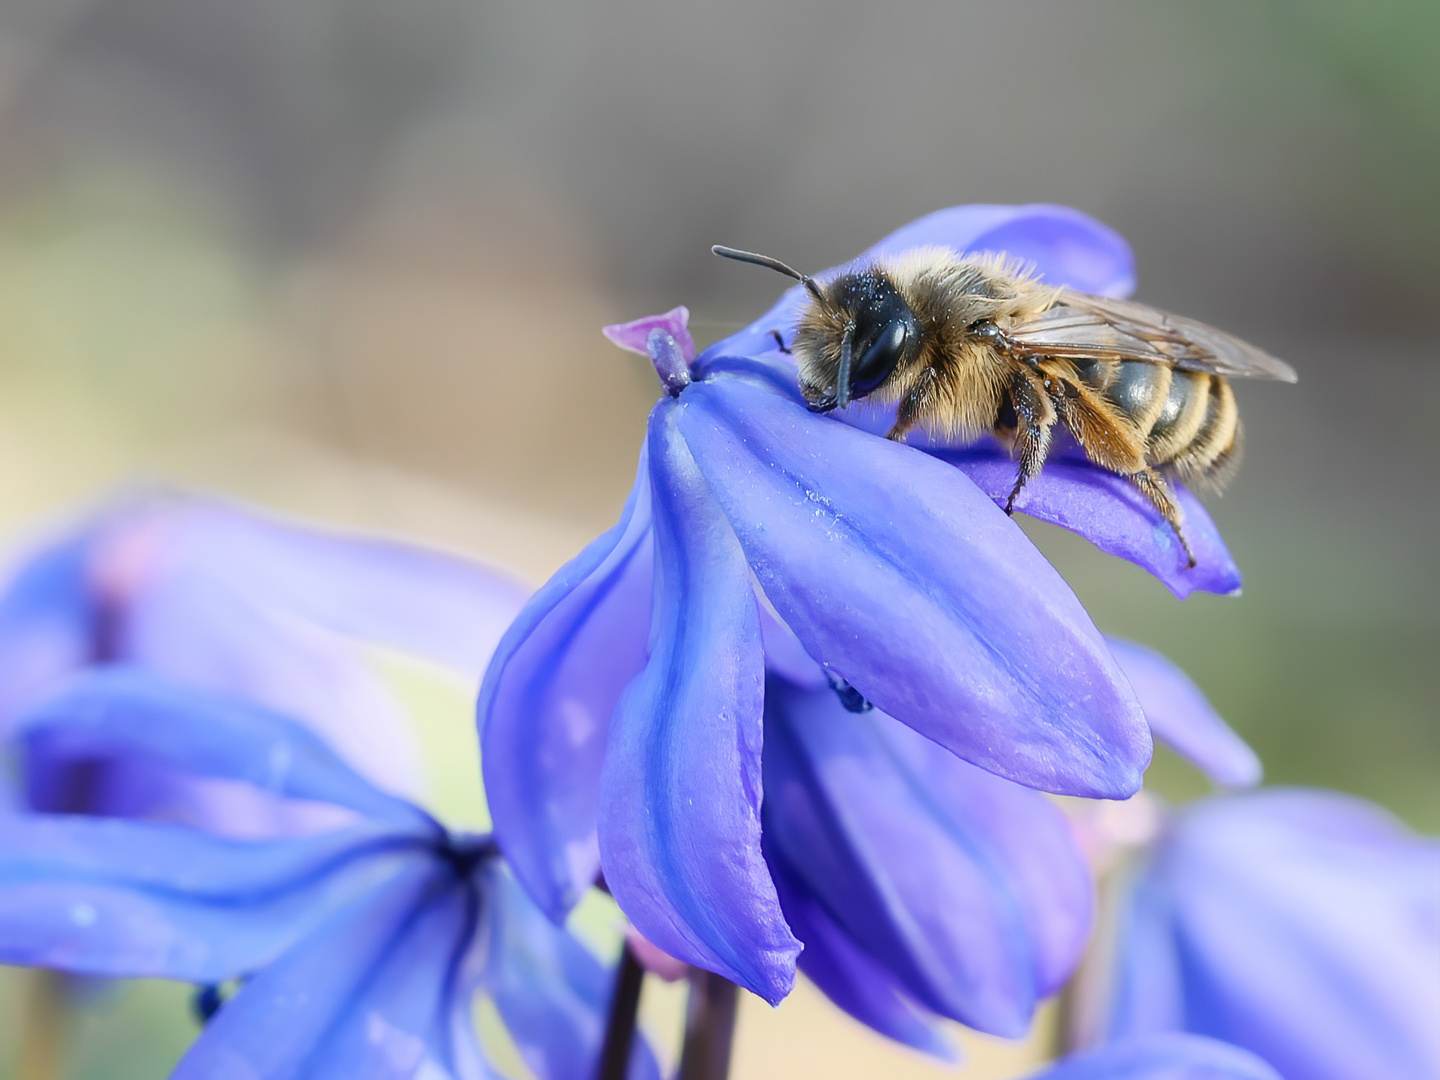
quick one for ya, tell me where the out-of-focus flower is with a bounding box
[0,492,528,832]
[1030,1034,1281,1080]
[1103,638,1260,790]
[481,204,1256,1003]
[0,668,655,1080]
[1094,789,1440,1080]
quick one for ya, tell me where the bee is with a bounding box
[712,244,1296,566]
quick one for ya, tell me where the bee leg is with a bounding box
[886,369,939,441]
[768,329,792,355]
[1129,469,1196,568]
[1005,372,1057,514]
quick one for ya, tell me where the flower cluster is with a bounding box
[0,204,1427,1080]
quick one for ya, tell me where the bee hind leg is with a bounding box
[1004,371,1057,514]
[1129,469,1196,568]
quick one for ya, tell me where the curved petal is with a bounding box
[765,838,956,1061]
[172,860,488,1080]
[1031,1035,1281,1080]
[0,813,417,981]
[478,447,654,920]
[483,865,659,1080]
[869,712,1094,996]
[701,204,1134,365]
[1105,639,1260,788]
[1108,790,1440,1080]
[762,678,1089,1035]
[677,378,1150,798]
[160,501,531,677]
[598,400,798,1004]
[18,669,435,833]
[935,441,1242,600]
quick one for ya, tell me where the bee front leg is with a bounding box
[886,369,939,441]
[1005,370,1057,513]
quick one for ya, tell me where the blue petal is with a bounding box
[676,377,1151,798]
[1030,1035,1281,1080]
[18,669,436,833]
[483,865,659,1080]
[156,500,531,676]
[124,574,427,813]
[935,441,1243,600]
[1105,638,1260,788]
[479,447,654,920]
[0,813,419,981]
[1107,790,1440,1080]
[762,678,1090,1036]
[765,839,956,1060]
[173,859,489,1080]
[868,710,1094,997]
[598,400,799,1004]
[0,524,98,730]
[702,205,1134,365]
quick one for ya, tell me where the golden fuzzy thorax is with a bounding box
[792,248,1058,441]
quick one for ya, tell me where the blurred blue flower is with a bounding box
[479,204,1267,1004]
[1095,789,1440,1080]
[1031,1034,1281,1080]
[0,491,527,832]
[0,668,655,1080]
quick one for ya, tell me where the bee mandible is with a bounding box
[712,244,1296,567]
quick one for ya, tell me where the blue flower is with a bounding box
[0,491,527,831]
[0,668,656,1080]
[755,634,1257,1054]
[480,204,1257,1004]
[1094,789,1440,1080]
[1030,1035,1281,1080]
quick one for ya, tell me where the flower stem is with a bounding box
[677,970,739,1080]
[17,971,65,1080]
[595,941,646,1080]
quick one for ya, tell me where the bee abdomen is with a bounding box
[1103,360,1172,434]
[1145,370,1240,484]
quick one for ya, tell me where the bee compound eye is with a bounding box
[849,318,910,399]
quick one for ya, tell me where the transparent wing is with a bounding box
[1009,291,1297,382]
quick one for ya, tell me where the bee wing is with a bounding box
[1009,292,1297,382]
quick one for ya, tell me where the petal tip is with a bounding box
[603,307,696,362]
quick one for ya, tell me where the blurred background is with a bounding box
[0,1,1434,1077]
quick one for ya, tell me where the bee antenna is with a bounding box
[711,245,825,302]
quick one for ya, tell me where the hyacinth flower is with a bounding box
[1093,788,1440,1080]
[1029,1034,1281,1080]
[757,630,1258,1056]
[480,203,1253,1003]
[0,668,656,1080]
[0,491,527,831]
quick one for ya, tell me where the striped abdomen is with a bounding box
[1075,359,1241,485]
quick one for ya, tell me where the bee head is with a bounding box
[827,270,921,408]
[710,245,920,411]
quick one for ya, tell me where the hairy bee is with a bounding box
[712,244,1296,566]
